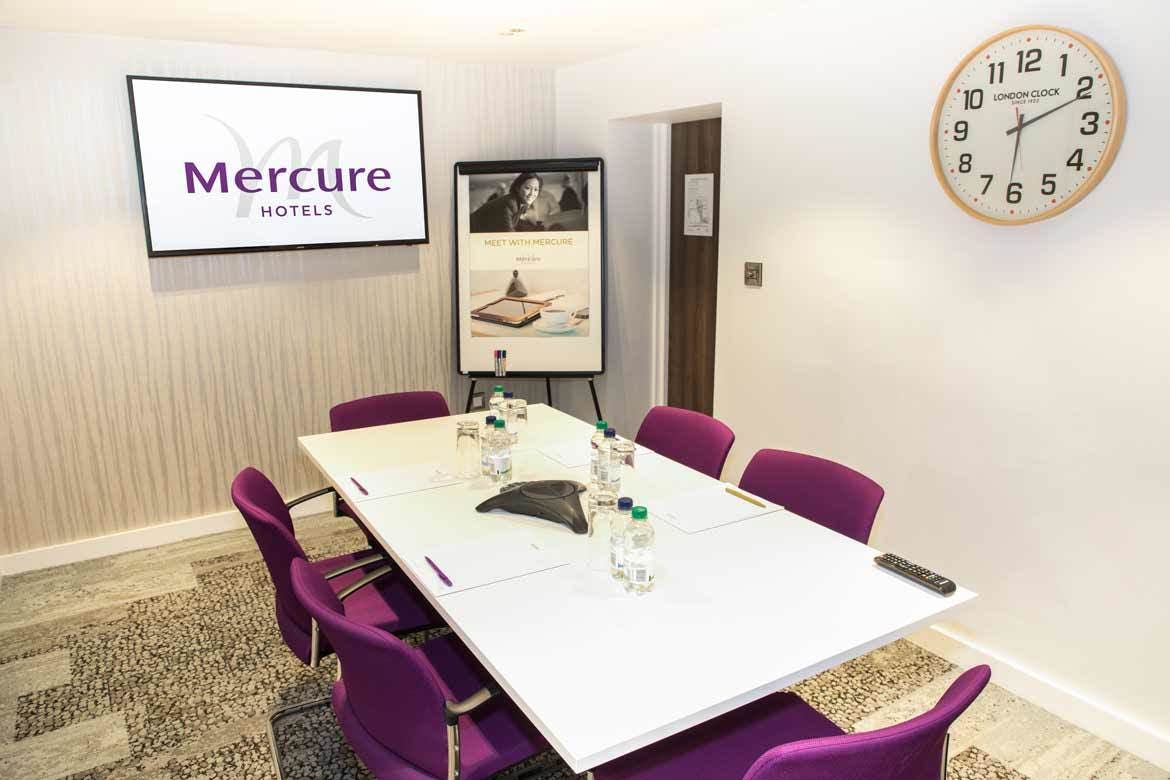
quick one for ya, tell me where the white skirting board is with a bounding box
[0,493,333,577]
[912,623,1170,772]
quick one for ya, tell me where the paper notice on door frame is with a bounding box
[683,173,715,237]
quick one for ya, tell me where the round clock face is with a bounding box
[931,26,1125,224]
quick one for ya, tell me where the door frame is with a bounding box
[640,103,722,409]
[650,122,671,408]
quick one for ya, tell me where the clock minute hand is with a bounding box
[1005,96,1084,135]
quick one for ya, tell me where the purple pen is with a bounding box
[425,556,453,587]
[350,477,368,496]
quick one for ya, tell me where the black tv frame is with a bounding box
[126,75,430,258]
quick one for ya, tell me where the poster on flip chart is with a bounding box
[454,159,605,377]
[683,173,715,237]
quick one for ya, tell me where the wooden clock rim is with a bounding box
[929,24,1127,226]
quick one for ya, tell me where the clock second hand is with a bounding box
[1009,107,1025,184]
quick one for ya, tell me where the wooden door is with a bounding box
[668,117,721,415]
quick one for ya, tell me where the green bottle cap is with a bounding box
[493,419,506,428]
[595,420,608,430]
[493,385,505,392]
[631,506,648,520]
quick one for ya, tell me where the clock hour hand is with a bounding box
[1009,109,1024,183]
[1005,95,1085,135]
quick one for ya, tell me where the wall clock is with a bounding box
[931,25,1125,225]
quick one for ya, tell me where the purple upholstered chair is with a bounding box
[231,466,440,778]
[330,390,450,432]
[739,449,885,544]
[328,391,450,541]
[591,665,991,780]
[634,405,736,479]
[290,558,549,780]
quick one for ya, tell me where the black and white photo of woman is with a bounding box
[469,172,543,232]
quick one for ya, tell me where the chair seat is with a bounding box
[334,634,547,780]
[593,692,844,780]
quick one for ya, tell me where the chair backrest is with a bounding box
[290,558,450,777]
[738,449,884,544]
[744,665,991,780]
[230,467,311,633]
[329,390,449,432]
[634,405,736,479]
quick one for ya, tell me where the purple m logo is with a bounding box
[206,116,371,219]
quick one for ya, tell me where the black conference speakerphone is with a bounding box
[475,480,590,535]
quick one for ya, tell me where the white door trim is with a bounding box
[650,122,671,407]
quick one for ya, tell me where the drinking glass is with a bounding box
[612,439,635,472]
[510,399,528,441]
[586,493,616,572]
[455,421,481,479]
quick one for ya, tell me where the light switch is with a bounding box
[744,261,763,288]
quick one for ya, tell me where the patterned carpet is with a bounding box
[0,514,1164,780]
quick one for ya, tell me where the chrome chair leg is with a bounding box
[310,619,321,669]
[940,731,951,779]
[446,721,462,780]
[266,695,331,780]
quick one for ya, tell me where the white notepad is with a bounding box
[652,483,780,534]
[417,540,570,595]
[539,439,654,469]
[538,440,592,468]
[347,463,462,502]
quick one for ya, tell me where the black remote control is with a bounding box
[874,553,957,596]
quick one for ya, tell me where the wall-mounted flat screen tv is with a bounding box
[127,76,428,257]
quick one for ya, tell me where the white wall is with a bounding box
[557,0,1170,766]
[0,29,555,553]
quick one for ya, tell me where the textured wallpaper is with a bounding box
[0,31,555,553]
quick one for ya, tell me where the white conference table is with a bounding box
[299,404,976,773]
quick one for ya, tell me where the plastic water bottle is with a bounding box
[589,420,609,487]
[600,428,621,494]
[487,419,512,483]
[480,415,497,476]
[489,385,506,418]
[610,497,633,580]
[623,506,655,595]
[587,420,610,517]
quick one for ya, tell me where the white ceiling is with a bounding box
[0,1,773,66]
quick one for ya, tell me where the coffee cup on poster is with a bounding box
[540,308,570,326]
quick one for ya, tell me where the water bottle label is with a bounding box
[628,565,652,584]
[490,454,511,475]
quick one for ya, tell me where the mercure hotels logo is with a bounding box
[182,116,393,220]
